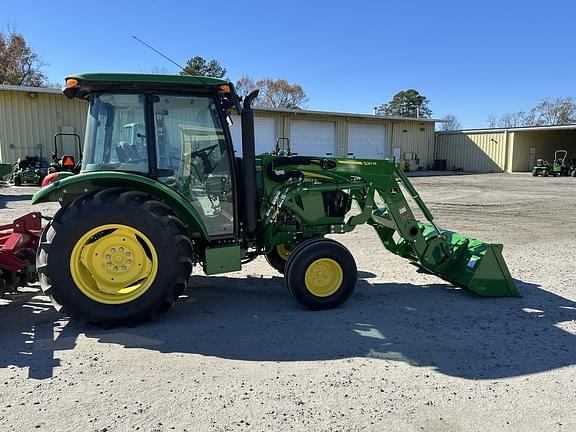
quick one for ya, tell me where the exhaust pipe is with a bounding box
[241,89,260,242]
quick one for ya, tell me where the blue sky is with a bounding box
[3,0,575,127]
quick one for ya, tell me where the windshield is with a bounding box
[83,94,148,173]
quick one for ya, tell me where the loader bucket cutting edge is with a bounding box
[420,224,520,297]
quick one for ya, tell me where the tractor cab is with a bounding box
[63,74,243,238]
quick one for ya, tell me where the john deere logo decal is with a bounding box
[389,187,399,196]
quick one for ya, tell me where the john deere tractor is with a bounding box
[33,73,518,326]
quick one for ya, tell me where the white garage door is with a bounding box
[290,120,336,157]
[347,123,387,159]
[228,115,276,156]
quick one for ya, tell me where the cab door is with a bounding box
[153,94,236,238]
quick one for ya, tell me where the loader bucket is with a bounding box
[420,225,520,297]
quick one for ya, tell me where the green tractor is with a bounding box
[50,133,83,173]
[33,73,518,326]
[41,133,84,187]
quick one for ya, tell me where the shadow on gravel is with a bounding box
[0,289,80,380]
[1,276,575,380]
[0,194,34,209]
[93,275,575,380]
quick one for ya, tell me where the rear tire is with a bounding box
[265,244,293,274]
[542,170,549,177]
[13,175,21,186]
[285,239,357,310]
[36,188,193,326]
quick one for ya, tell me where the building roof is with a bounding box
[437,124,576,134]
[0,84,62,95]
[255,106,440,122]
[0,84,439,123]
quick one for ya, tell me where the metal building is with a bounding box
[1,84,438,170]
[436,125,576,172]
[0,85,87,165]
[228,109,437,169]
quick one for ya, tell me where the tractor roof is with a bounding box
[63,72,230,99]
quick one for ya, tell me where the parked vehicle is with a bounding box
[32,73,518,326]
[11,156,47,186]
[532,150,571,177]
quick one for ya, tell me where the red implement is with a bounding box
[0,212,43,294]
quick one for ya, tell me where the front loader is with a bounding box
[33,73,518,326]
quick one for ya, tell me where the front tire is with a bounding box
[36,189,193,326]
[284,239,357,310]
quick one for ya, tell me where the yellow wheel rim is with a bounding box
[276,244,292,261]
[304,258,343,297]
[69,224,158,305]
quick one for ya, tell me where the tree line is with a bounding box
[487,97,576,128]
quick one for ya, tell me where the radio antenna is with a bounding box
[132,35,187,72]
[131,35,240,110]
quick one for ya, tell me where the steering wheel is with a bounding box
[190,144,219,174]
[190,144,218,158]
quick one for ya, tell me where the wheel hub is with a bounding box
[304,258,343,297]
[70,224,158,304]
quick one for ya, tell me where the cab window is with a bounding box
[154,95,234,237]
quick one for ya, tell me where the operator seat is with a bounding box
[116,141,147,164]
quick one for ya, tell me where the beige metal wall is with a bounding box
[390,121,435,169]
[0,89,87,163]
[435,131,507,172]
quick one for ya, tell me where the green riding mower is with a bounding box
[32,73,519,326]
[11,155,48,186]
[532,150,571,177]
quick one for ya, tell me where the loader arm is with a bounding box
[259,155,518,297]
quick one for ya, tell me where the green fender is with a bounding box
[32,171,209,239]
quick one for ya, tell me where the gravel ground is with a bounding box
[1,173,575,432]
